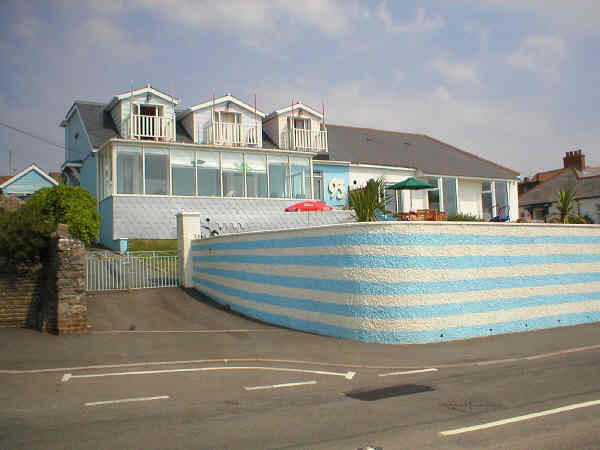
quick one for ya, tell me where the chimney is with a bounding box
[563,149,585,170]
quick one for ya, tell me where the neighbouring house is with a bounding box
[0,163,59,199]
[519,150,600,223]
[61,84,520,251]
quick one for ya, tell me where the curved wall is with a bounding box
[189,222,600,344]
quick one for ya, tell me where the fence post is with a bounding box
[177,212,202,288]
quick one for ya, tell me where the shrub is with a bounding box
[0,185,100,271]
[348,177,390,222]
[446,213,481,222]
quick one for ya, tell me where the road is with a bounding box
[1,288,599,449]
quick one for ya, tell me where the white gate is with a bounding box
[86,251,179,292]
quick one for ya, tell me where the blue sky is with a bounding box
[1,0,598,177]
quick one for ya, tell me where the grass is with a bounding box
[127,239,177,252]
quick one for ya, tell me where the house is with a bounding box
[0,163,59,199]
[60,84,520,250]
[519,150,600,223]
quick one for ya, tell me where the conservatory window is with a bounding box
[222,152,244,197]
[196,150,220,196]
[116,145,142,194]
[268,155,289,198]
[171,150,195,196]
[290,157,311,199]
[246,153,267,198]
[144,147,169,195]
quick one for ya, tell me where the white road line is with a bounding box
[244,381,317,391]
[85,395,169,407]
[378,368,438,377]
[61,366,356,382]
[440,399,600,436]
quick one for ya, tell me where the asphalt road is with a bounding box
[1,288,599,449]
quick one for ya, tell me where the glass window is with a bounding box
[196,151,220,196]
[313,171,323,201]
[222,152,244,197]
[116,145,142,194]
[442,177,458,216]
[482,182,493,219]
[384,184,399,214]
[100,149,112,200]
[144,148,169,195]
[246,153,267,198]
[495,181,508,216]
[426,177,440,211]
[268,155,289,198]
[290,157,311,199]
[171,150,195,196]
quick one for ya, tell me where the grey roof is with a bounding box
[262,131,277,149]
[325,125,519,180]
[74,101,194,147]
[75,101,119,148]
[519,169,600,206]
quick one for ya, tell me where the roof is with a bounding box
[266,102,323,120]
[75,101,119,148]
[325,125,519,180]
[519,168,600,206]
[0,163,59,190]
[105,84,179,112]
[182,94,266,119]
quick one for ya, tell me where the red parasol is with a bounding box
[285,201,333,212]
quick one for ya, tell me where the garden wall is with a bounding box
[180,220,600,344]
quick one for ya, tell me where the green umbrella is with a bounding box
[386,177,436,210]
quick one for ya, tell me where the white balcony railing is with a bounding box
[129,114,174,141]
[205,122,258,147]
[280,127,328,152]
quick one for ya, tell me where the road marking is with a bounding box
[61,366,356,382]
[90,329,283,335]
[244,381,317,391]
[4,342,600,375]
[378,368,438,377]
[440,399,600,436]
[85,395,169,407]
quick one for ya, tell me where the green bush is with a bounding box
[348,177,390,222]
[0,185,100,271]
[446,213,481,222]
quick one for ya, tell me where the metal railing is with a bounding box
[205,122,258,146]
[86,252,178,292]
[129,114,174,141]
[280,127,328,152]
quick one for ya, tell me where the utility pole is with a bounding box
[8,148,13,174]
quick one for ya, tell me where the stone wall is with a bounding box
[0,224,87,334]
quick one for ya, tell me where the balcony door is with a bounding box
[132,104,159,140]
[214,111,241,145]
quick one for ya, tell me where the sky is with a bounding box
[0,0,599,178]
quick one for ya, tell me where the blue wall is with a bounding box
[313,162,349,208]
[2,168,55,197]
[79,155,97,200]
[98,196,122,252]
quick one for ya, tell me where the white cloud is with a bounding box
[431,57,481,86]
[376,3,444,34]
[507,35,567,81]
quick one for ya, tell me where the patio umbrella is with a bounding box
[285,201,333,225]
[386,177,436,210]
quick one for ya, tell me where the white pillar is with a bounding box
[177,212,203,288]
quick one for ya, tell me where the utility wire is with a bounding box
[0,121,65,150]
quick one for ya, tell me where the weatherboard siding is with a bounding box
[2,170,54,196]
[193,103,262,146]
[79,156,97,200]
[190,222,600,344]
[66,110,92,161]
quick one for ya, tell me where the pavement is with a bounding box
[1,287,600,449]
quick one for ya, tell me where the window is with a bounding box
[246,153,267,198]
[290,157,311,199]
[482,182,493,219]
[313,171,324,201]
[426,177,440,211]
[144,148,169,195]
[494,181,508,216]
[99,149,112,200]
[384,184,400,214]
[171,150,195,196]
[222,152,244,197]
[442,177,458,216]
[116,145,142,194]
[268,155,289,198]
[196,151,220,196]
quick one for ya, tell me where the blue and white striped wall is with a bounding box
[184,221,600,344]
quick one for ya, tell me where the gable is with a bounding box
[184,95,266,119]
[1,166,58,195]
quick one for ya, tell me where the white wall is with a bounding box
[349,165,415,212]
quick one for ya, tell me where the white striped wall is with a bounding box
[185,221,600,343]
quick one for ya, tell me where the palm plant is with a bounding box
[348,177,390,222]
[554,185,581,224]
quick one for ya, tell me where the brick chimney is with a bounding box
[563,149,586,170]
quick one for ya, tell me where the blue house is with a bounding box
[61,84,519,251]
[0,164,59,199]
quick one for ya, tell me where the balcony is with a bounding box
[205,122,258,147]
[280,127,328,153]
[128,114,174,141]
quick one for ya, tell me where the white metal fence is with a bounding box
[86,251,179,292]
